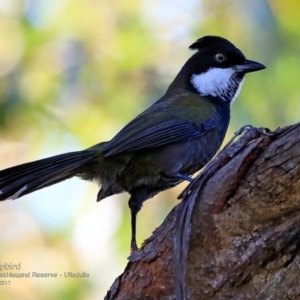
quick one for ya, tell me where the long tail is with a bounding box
[0,150,97,201]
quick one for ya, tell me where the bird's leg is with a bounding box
[176,173,193,183]
[128,195,143,253]
[130,207,138,253]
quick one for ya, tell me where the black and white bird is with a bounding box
[0,36,265,251]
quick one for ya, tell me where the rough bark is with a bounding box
[105,123,300,300]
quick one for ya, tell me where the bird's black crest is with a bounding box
[189,35,236,52]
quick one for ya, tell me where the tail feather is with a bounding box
[0,152,92,185]
[0,150,97,201]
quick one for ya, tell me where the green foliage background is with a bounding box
[0,0,299,299]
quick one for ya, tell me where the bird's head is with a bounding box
[180,36,266,104]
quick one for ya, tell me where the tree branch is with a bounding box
[105,123,300,300]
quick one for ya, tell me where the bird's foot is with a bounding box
[130,240,139,254]
[225,125,271,148]
[176,173,193,183]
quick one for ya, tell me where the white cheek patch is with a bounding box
[191,67,244,104]
[191,68,234,96]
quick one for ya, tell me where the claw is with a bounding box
[225,125,271,148]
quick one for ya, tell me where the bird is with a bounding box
[0,36,265,252]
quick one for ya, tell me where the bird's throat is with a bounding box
[191,67,244,104]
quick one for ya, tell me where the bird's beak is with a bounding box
[234,59,266,74]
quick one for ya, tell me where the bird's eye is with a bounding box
[214,53,226,63]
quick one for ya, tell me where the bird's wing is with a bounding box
[102,98,216,157]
